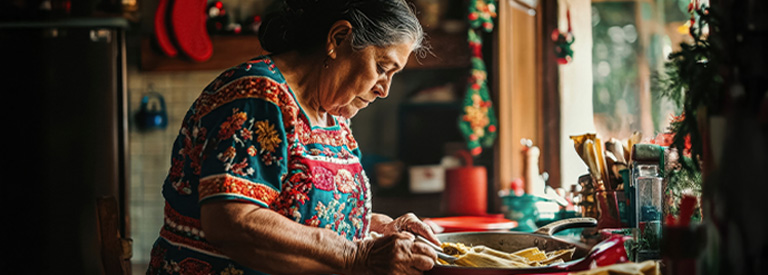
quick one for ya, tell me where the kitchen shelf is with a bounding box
[140,34,267,71]
[140,30,469,72]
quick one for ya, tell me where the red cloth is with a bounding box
[153,0,178,57]
[170,0,213,62]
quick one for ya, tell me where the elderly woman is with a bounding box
[147,0,439,274]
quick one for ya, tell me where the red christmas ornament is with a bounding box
[468,12,479,21]
[552,7,574,65]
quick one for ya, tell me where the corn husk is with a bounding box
[571,133,612,190]
[454,251,530,268]
[583,139,605,189]
[594,137,612,189]
[444,242,578,269]
[606,138,628,164]
[570,133,597,166]
[626,131,642,161]
[510,247,547,262]
[472,246,529,262]
[542,248,575,264]
[604,150,622,189]
[441,242,471,256]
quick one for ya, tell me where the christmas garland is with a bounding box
[459,0,499,156]
[655,0,722,222]
[656,2,723,172]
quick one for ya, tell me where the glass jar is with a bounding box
[631,164,663,261]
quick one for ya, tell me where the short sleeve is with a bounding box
[197,97,288,207]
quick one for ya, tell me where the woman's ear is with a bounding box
[326,20,353,59]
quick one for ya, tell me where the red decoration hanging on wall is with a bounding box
[552,5,574,65]
[459,0,499,157]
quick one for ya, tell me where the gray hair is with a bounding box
[259,0,427,57]
[345,0,426,54]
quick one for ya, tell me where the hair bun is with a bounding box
[286,0,353,17]
[257,12,292,54]
[259,0,350,54]
[284,0,317,14]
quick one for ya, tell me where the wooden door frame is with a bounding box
[493,0,561,203]
[537,0,561,189]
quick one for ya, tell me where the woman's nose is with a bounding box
[374,81,389,98]
[375,72,393,98]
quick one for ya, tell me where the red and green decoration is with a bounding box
[655,0,723,223]
[658,1,722,173]
[460,0,498,157]
[552,4,574,64]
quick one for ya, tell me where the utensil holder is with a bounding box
[596,190,630,229]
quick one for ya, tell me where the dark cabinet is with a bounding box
[0,18,129,274]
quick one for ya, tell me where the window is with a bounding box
[554,0,695,188]
[591,0,694,141]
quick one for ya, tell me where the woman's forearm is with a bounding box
[200,201,358,275]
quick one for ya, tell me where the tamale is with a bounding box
[454,251,529,268]
[437,242,578,269]
[542,247,575,264]
[471,245,530,263]
[441,242,470,256]
[511,247,547,262]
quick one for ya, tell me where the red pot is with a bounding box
[444,150,487,216]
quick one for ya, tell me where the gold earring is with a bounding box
[328,48,334,56]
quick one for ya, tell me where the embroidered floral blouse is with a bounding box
[148,56,372,275]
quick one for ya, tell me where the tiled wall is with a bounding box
[127,67,220,270]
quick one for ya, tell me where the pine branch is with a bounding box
[657,6,725,172]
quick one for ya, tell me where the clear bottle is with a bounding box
[632,163,663,261]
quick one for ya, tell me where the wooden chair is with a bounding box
[97,195,133,275]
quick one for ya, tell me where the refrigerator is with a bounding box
[0,18,129,274]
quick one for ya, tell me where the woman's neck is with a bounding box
[271,52,333,127]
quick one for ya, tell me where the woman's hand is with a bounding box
[372,213,441,246]
[350,231,436,275]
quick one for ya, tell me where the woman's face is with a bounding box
[319,41,414,119]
